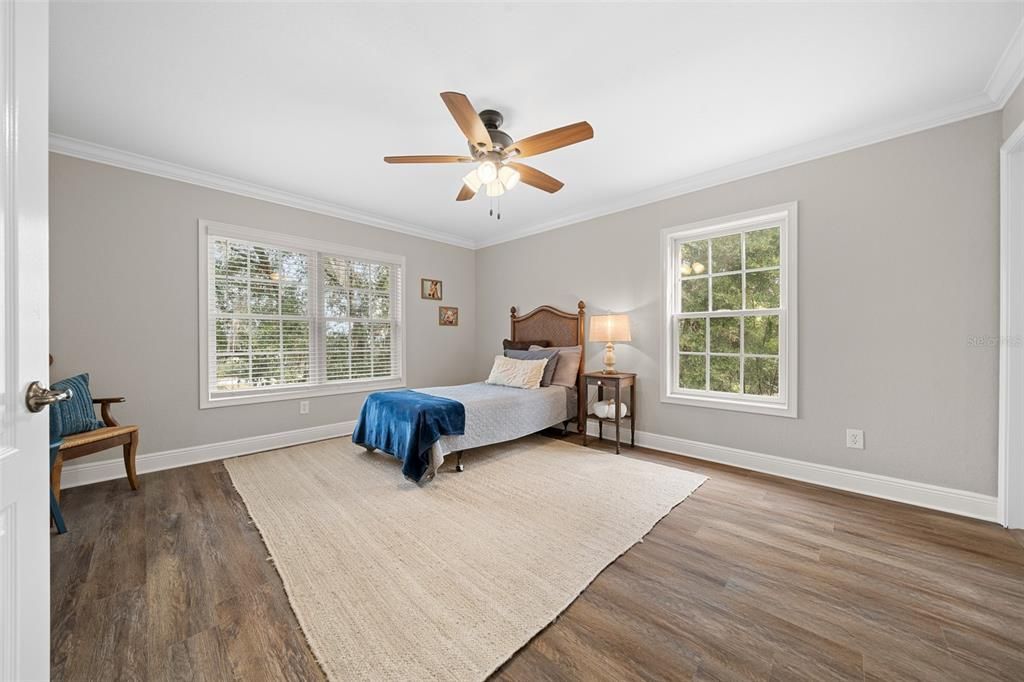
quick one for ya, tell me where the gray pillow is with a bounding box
[531,345,582,388]
[504,348,560,387]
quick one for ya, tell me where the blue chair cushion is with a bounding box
[50,373,105,437]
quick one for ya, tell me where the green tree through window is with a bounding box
[676,226,781,397]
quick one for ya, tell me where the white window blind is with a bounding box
[321,255,402,383]
[200,221,404,407]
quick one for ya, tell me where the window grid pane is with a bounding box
[674,224,782,399]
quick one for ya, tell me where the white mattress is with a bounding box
[418,382,574,474]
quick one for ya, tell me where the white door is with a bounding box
[1002,119,1024,530]
[0,0,50,679]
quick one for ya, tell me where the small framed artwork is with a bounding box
[421,278,443,300]
[439,306,459,327]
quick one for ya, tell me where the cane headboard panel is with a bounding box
[509,301,587,432]
[509,301,586,348]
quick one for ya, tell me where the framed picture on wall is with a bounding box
[421,278,442,300]
[439,306,458,326]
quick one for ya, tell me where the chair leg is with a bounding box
[50,488,67,534]
[123,431,140,490]
[51,453,64,505]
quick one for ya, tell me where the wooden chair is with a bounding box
[51,396,140,503]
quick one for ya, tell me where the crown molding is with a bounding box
[48,134,476,250]
[986,16,1024,108]
[52,54,1015,254]
[475,92,999,249]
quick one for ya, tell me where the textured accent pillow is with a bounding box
[502,339,550,352]
[50,373,105,437]
[485,355,549,389]
[531,345,582,388]
[504,348,560,387]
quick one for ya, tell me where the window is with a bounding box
[660,203,797,417]
[199,220,405,407]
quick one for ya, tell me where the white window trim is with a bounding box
[198,219,407,409]
[659,202,798,418]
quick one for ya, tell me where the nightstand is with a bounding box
[582,371,636,454]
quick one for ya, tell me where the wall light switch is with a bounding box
[846,428,864,449]
[299,400,310,415]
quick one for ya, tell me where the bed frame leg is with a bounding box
[455,451,464,472]
[562,420,569,436]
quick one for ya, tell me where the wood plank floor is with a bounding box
[51,433,1024,681]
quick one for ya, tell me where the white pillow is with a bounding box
[485,355,549,389]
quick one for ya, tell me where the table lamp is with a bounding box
[589,314,631,374]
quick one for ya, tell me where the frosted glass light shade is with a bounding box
[477,160,498,184]
[485,180,505,197]
[462,169,482,192]
[589,314,631,343]
[498,165,520,190]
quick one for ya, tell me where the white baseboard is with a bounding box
[59,420,358,490]
[585,423,999,522]
[62,418,998,523]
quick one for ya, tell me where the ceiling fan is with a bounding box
[384,92,593,216]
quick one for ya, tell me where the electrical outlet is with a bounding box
[299,400,310,415]
[846,428,864,449]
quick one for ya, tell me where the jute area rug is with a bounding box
[225,435,707,681]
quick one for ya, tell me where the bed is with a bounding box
[353,301,587,482]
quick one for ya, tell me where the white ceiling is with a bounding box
[51,1,1024,249]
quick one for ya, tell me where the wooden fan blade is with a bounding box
[456,184,477,201]
[384,155,473,164]
[505,121,593,159]
[507,163,564,193]
[440,92,492,152]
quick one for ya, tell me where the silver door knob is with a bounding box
[25,381,73,413]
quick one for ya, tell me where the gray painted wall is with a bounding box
[49,111,1004,494]
[476,113,1001,495]
[49,154,478,460]
[1003,79,1024,142]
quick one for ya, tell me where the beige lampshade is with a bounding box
[589,314,632,343]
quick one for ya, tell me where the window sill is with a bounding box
[661,391,796,418]
[201,378,406,409]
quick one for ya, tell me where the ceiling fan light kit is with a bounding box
[384,91,593,218]
[462,169,482,193]
[477,159,498,184]
[498,165,520,190]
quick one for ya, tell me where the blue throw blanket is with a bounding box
[352,390,466,482]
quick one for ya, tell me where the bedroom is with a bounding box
[3,0,1024,680]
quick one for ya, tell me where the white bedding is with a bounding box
[418,382,574,474]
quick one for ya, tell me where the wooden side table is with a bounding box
[582,371,636,454]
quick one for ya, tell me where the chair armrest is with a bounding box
[92,397,125,427]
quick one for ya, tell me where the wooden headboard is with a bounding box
[510,301,586,433]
